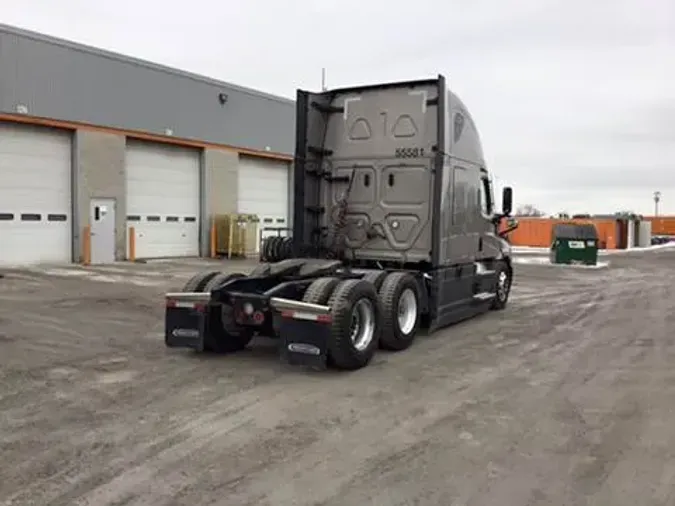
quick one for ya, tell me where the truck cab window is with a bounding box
[479,176,493,216]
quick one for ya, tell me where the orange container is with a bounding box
[644,216,675,236]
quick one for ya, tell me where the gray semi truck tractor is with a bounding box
[163,74,517,371]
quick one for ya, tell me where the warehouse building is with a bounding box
[0,23,295,267]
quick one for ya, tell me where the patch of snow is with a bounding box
[512,246,549,254]
[39,268,91,277]
[512,242,675,256]
[512,256,610,269]
[603,242,675,254]
[31,267,166,287]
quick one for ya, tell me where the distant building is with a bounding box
[0,23,295,265]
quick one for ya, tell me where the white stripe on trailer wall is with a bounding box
[237,155,290,250]
[0,122,72,266]
[125,140,201,258]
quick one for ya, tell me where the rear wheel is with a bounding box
[182,271,220,292]
[361,271,388,291]
[303,277,340,305]
[202,273,254,353]
[326,279,381,370]
[202,272,244,292]
[378,272,421,351]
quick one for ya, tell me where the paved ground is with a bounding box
[1,249,675,506]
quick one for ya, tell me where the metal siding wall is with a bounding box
[0,27,295,155]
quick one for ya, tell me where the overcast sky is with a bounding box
[4,0,675,215]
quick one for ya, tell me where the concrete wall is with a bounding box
[73,130,126,261]
[204,149,239,216]
[201,148,239,256]
[0,23,295,156]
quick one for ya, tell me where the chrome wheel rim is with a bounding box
[497,271,509,301]
[350,298,376,351]
[397,288,418,335]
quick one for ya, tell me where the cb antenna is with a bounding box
[321,68,327,91]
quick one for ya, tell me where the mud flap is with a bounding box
[164,296,209,352]
[279,317,330,369]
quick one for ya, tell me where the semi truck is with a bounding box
[164,75,517,371]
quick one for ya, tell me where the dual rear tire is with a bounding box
[303,271,422,370]
[181,269,424,368]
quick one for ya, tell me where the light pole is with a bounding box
[653,191,661,216]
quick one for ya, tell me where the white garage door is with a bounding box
[0,123,72,267]
[126,141,201,258]
[237,156,290,247]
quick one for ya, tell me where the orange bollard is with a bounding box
[128,226,136,262]
[210,222,217,258]
[82,225,91,265]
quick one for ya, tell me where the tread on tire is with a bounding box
[326,279,381,370]
[361,271,388,291]
[303,277,341,305]
[378,272,421,351]
[182,271,220,292]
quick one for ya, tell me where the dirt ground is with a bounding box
[1,250,675,506]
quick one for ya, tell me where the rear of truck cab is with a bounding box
[293,78,446,266]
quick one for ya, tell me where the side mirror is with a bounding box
[502,187,513,216]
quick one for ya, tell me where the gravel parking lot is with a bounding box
[1,249,675,506]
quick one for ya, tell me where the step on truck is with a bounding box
[164,75,517,371]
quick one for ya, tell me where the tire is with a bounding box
[272,237,284,261]
[202,273,254,353]
[361,271,388,291]
[262,237,273,262]
[378,272,421,351]
[281,237,293,260]
[264,237,274,262]
[303,277,340,305]
[326,279,381,370]
[182,271,220,292]
[203,272,245,292]
[490,262,512,311]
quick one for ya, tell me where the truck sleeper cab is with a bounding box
[164,74,516,371]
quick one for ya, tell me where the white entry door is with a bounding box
[0,123,72,266]
[237,155,290,250]
[125,140,201,258]
[90,198,116,264]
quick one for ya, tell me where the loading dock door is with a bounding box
[125,141,201,258]
[237,155,290,250]
[0,123,72,266]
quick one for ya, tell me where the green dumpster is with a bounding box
[549,223,599,266]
